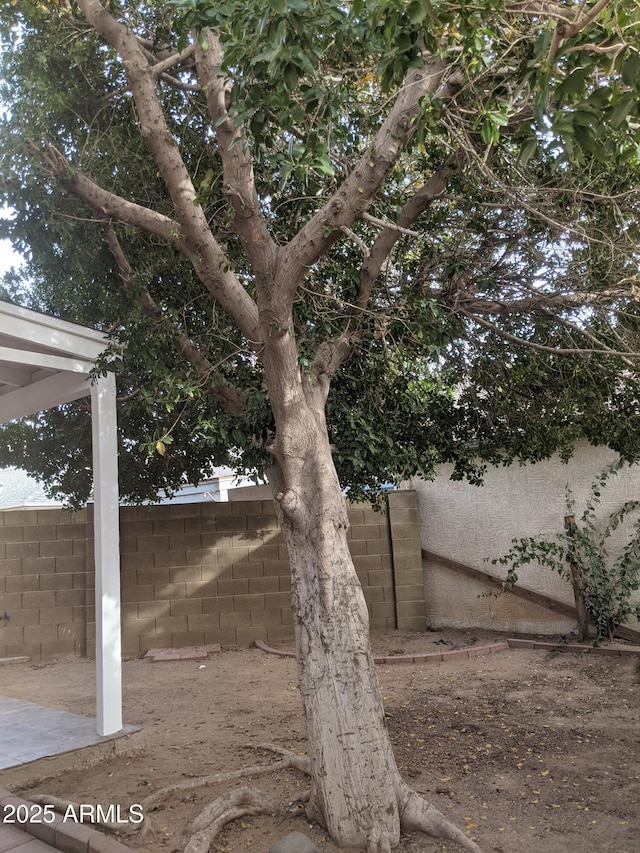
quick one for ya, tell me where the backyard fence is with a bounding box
[0,491,424,660]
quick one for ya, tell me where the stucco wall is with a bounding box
[411,444,640,634]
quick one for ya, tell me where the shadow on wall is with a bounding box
[0,492,425,659]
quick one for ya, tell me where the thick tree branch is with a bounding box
[548,0,615,58]
[193,30,277,279]
[42,143,182,245]
[138,41,201,90]
[356,159,457,311]
[106,226,247,413]
[76,1,198,220]
[156,73,201,92]
[278,59,450,300]
[562,41,631,56]
[75,0,260,344]
[565,0,613,38]
[503,1,575,25]
[150,44,196,78]
[306,158,458,383]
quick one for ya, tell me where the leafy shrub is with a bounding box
[492,460,640,639]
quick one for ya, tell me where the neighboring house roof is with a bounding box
[0,466,264,509]
[0,466,62,509]
[156,468,263,503]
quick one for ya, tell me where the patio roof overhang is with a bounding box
[0,300,122,736]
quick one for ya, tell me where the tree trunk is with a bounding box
[270,404,402,851]
[256,305,396,849]
[259,305,481,853]
[564,515,589,641]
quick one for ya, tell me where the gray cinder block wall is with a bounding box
[0,508,91,659]
[0,492,424,659]
[387,490,426,630]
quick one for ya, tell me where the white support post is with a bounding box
[90,372,122,736]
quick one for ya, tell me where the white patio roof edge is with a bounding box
[0,300,122,737]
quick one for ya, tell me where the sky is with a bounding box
[0,205,25,279]
[0,237,24,278]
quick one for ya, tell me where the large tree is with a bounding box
[1,1,639,850]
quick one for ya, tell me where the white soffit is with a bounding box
[0,301,111,421]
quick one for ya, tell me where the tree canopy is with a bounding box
[1,3,639,850]
[0,0,638,507]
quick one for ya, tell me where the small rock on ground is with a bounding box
[268,831,320,853]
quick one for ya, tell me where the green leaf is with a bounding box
[571,110,595,127]
[253,46,281,64]
[534,28,553,57]
[621,53,640,88]
[313,154,335,176]
[396,31,413,54]
[574,124,598,154]
[480,120,495,144]
[407,0,427,24]
[267,0,288,14]
[556,67,590,101]
[518,137,538,165]
[283,63,299,91]
[486,111,508,127]
[609,94,637,127]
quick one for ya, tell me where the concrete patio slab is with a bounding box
[0,698,138,773]
[0,698,141,791]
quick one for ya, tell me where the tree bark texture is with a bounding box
[266,368,403,850]
[261,323,482,853]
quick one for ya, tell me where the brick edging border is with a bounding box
[506,638,640,657]
[254,638,640,664]
[254,639,510,664]
[0,788,137,853]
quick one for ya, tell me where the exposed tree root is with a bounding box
[29,749,482,852]
[397,780,484,853]
[286,787,311,811]
[252,742,311,774]
[140,755,297,813]
[28,749,308,843]
[135,750,305,838]
[183,786,274,853]
[254,748,483,852]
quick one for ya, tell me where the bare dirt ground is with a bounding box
[1,629,639,853]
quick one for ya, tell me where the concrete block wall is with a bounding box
[115,499,292,657]
[387,490,426,630]
[346,502,397,631]
[0,492,425,659]
[0,508,92,659]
